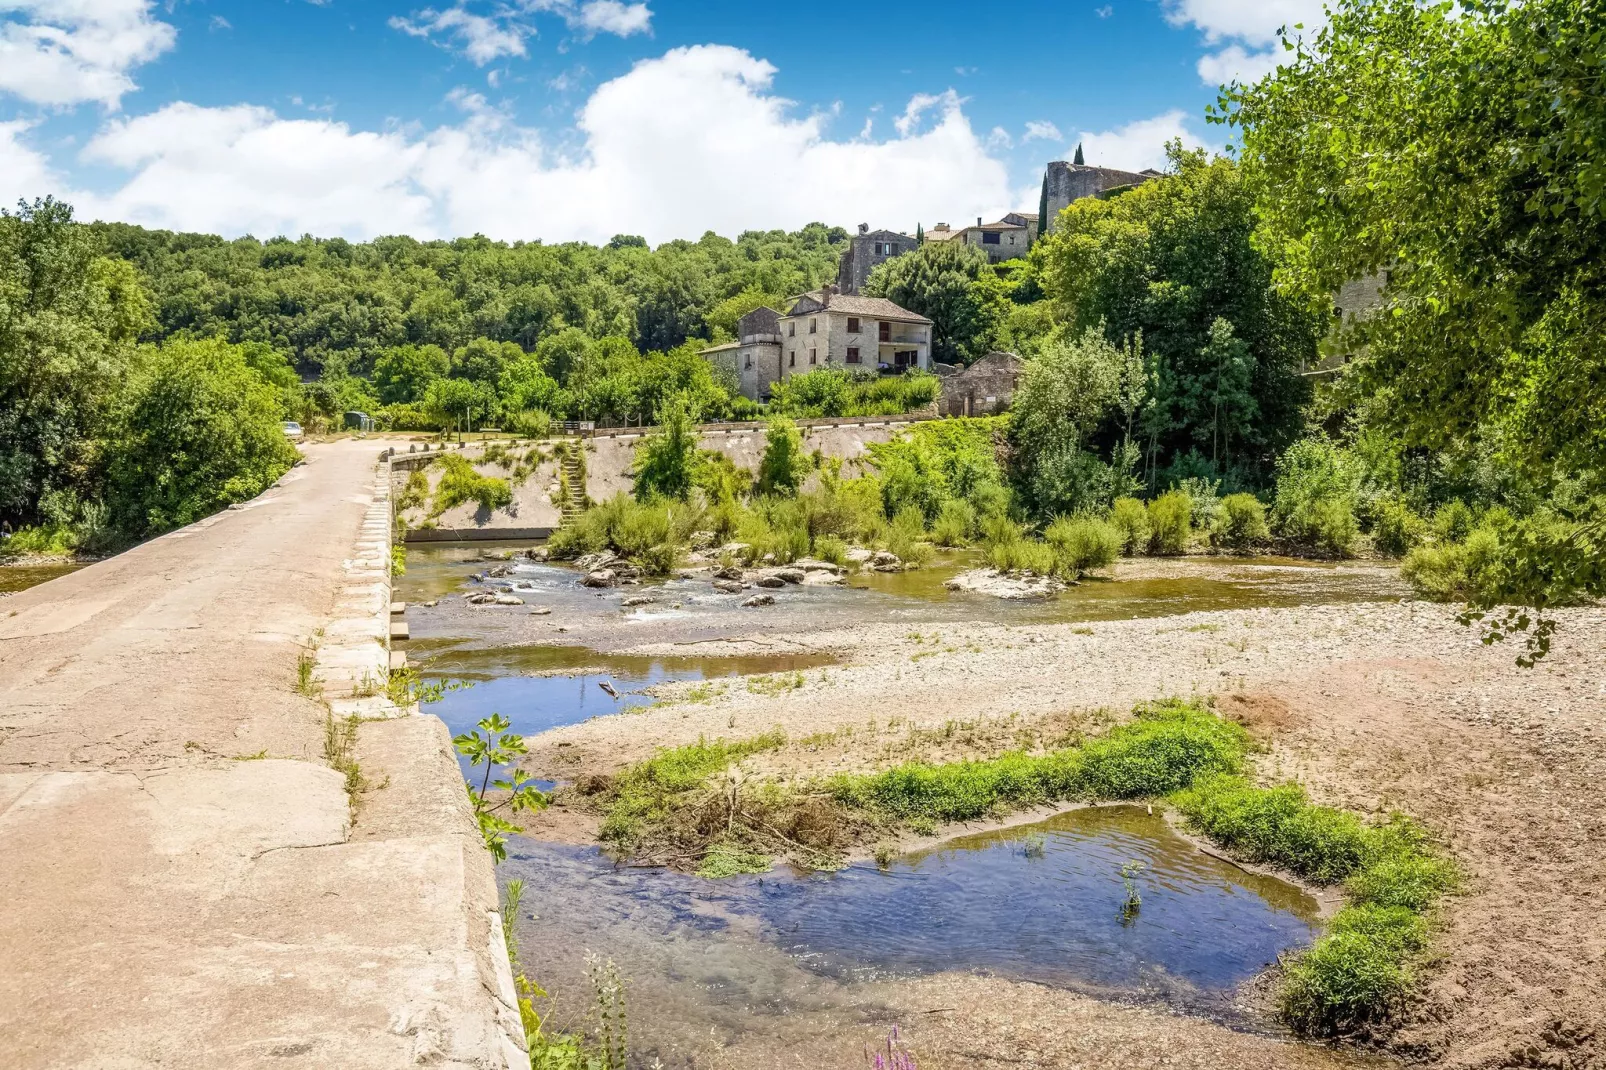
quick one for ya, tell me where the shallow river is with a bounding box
[394,543,1400,1062]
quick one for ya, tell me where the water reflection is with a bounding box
[502,806,1319,1064]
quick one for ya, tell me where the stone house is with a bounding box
[936,351,1024,416]
[927,213,1037,262]
[836,224,916,294]
[701,285,933,401]
[1039,162,1161,236]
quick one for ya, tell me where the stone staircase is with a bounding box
[558,448,585,523]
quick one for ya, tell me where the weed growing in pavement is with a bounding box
[296,646,319,697]
[322,711,367,818]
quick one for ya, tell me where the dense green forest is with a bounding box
[3,0,1601,668]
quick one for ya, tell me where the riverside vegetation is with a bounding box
[573,697,1454,1040]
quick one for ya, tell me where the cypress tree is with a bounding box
[916,222,924,242]
[1073,141,1085,165]
[1036,173,1050,243]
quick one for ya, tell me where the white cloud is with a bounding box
[894,89,960,137]
[390,6,531,65]
[1076,109,1217,172]
[0,119,73,206]
[1095,5,1112,17]
[1195,43,1284,86]
[0,0,176,108]
[1022,120,1062,143]
[38,46,1009,244]
[1162,0,1322,85]
[572,0,651,37]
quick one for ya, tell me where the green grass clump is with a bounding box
[547,493,699,575]
[696,842,774,878]
[831,699,1247,822]
[929,499,976,547]
[1172,773,1456,1037]
[599,732,786,847]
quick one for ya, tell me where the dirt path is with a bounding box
[517,598,1606,1069]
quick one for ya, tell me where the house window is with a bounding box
[809,318,817,334]
[873,242,883,255]
[789,352,795,367]
[982,231,1001,245]
[788,322,796,337]
[888,243,898,254]
[1008,234,1016,245]
[846,347,860,364]
[744,355,753,369]
[878,321,891,343]
[810,349,817,365]
[847,317,860,333]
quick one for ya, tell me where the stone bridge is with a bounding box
[0,439,521,1069]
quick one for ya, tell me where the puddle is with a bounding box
[0,561,84,594]
[414,642,835,779]
[502,806,1320,1065]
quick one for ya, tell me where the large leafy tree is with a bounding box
[1225,0,1606,656]
[863,241,1002,364]
[373,343,449,404]
[105,338,298,538]
[1037,147,1321,480]
[0,198,149,528]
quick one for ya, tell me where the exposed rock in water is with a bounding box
[712,564,744,581]
[528,606,553,615]
[525,546,550,561]
[485,564,514,578]
[792,557,845,574]
[800,570,846,586]
[753,574,786,589]
[844,547,875,565]
[621,595,656,608]
[774,567,806,584]
[713,579,746,594]
[740,593,775,607]
[944,568,1067,600]
[492,594,524,606]
[582,570,617,588]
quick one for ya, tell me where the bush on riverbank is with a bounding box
[429,453,513,516]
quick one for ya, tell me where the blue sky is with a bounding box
[0,0,1309,243]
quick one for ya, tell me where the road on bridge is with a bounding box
[0,439,519,1070]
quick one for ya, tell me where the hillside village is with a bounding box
[701,157,1158,403]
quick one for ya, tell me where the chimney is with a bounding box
[977,216,983,227]
[858,222,869,235]
[819,283,835,302]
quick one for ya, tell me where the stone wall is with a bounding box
[1042,163,1157,234]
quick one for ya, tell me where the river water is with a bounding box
[393,544,1398,1065]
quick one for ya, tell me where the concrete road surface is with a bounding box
[0,440,520,1069]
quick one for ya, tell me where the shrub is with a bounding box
[1369,494,1427,557]
[756,415,807,497]
[1285,496,1358,556]
[1272,437,1359,555]
[547,493,698,574]
[983,536,1056,575]
[1108,497,1151,555]
[929,499,977,547]
[397,469,430,512]
[1175,476,1223,532]
[1146,490,1192,554]
[1044,516,1121,578]
[1432,500,1475,543]
[1400,525,1501,600]
[432,453,513,515]
[814,534,849,567]
[1211,493,1269,550]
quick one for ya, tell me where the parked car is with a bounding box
[282,421,304,440]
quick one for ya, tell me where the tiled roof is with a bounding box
[788,290,932,324]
